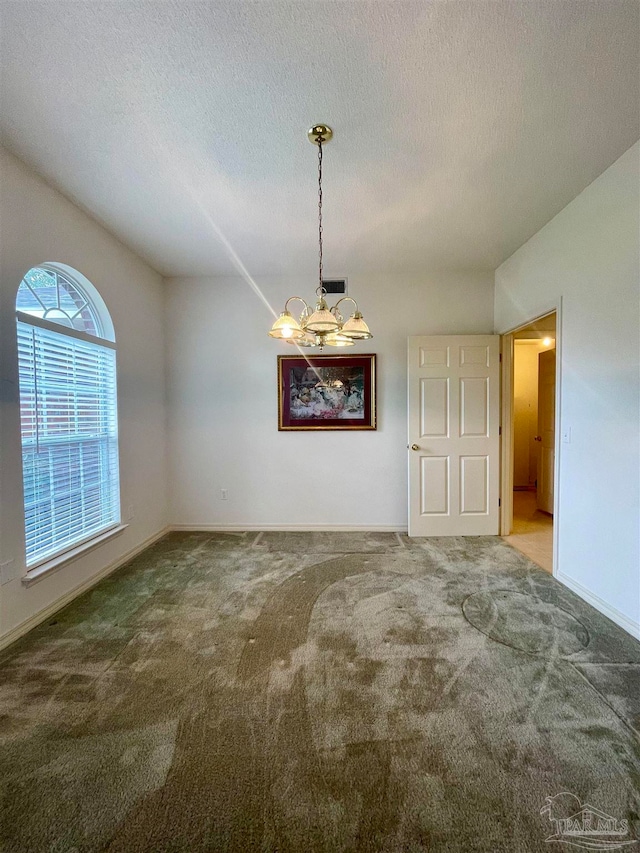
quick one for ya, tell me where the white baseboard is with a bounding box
[170,523,407,533]
[0,526,171,653]
[556,570,640,641]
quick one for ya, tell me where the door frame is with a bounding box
[499,301,562,577]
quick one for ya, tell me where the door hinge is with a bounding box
[499,352,502,362]
[499,426,502,436]
[499,498,501,507]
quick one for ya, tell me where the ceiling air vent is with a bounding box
[322,278,347,295]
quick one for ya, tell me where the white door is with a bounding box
[536,349,556,514]
[408,335,500,536]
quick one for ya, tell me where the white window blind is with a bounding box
[17,320,120,566]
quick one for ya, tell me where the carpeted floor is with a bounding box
[0,532,638,852]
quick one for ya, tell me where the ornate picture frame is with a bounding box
[278,354,376,430]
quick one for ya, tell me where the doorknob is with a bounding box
[534,435,542,442]
[410,444,420,451]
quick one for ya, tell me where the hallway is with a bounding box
[503,490,554,573]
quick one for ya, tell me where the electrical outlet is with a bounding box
[126,504,135,521]
[220,489,228,501]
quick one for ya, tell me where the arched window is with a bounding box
[16,265,120,567]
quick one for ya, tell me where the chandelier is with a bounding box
[268,124,372,349]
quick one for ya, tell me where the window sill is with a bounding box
[22,524,129,587]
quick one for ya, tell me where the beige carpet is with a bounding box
[0,532,638,852]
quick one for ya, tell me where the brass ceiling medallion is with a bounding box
[307,124,333,145]
[268,124,372,350]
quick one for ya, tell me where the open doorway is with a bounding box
[500,311,558,573]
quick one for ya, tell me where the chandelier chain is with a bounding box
[317,138,324,296]
[267,124,372,348]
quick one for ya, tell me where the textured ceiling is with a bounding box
[1,1,638,277]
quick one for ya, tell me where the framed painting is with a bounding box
[278,354,376,430]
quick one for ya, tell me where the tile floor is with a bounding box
[503,489,554,573]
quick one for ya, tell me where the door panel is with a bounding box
[421,457,449,515]
[420,345,449,367]
[460,377,489,436]
[460,456,489,514]
[420,378,449,437]
[460,344,490,367]
[408,335,500,536]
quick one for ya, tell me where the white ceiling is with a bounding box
[1,1,638,278]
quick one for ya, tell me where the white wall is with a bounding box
[166,272,494,529]
[495,142,640,637]
[0,148,168,644]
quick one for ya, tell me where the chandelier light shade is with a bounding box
[268,124,373,350]
[323,331,355,347]
[305,298,340,333]
[340,311,373,340]
[268,310,304,340]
